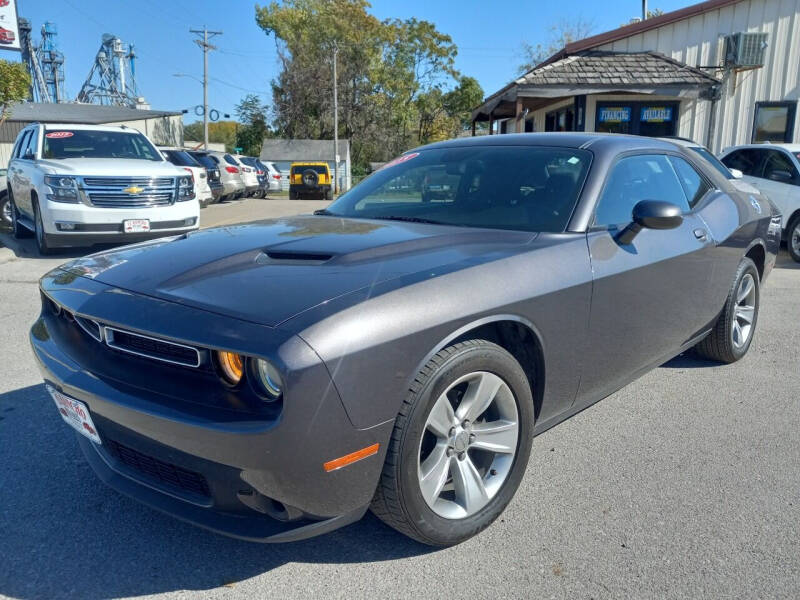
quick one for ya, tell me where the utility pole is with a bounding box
[332,41,339,196]
[190,26,222,150]
[642,0,648,21]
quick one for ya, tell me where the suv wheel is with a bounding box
[0,191,11,227]
[787,213,800,263]
[33,201,54,255]
[371,339,534,546]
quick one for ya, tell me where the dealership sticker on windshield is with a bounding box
[45,131,74,139]
[382,152,420,170]
[47,385,101,444]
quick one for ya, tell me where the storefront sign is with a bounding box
[598,107,631,123]
[641,106,673,123]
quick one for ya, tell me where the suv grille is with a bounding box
[107,439,211,498]
[80,176,176,209]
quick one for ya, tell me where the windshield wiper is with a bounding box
[313,209,337,216]
[370,215,445,225]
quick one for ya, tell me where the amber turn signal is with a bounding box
[323,443,380,472]
[216,351,244,385]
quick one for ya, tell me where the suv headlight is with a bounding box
[44,175,79,204]
[176,175,195,201]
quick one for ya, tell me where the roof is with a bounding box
[516,51,718,88]
[474,51,719,120]
[6,102,181,124]
[543,0,745,65]
[259,139,349,162]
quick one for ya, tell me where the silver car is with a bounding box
[206,151,246,201]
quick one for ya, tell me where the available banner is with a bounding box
[0,0,21,52]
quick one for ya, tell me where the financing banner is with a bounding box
[0,0,21,52]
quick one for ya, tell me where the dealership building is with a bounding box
[472,0,800,152]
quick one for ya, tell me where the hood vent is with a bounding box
[260,251,334,265]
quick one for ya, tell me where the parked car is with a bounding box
[186,150,223,204]
[206,151,245,201]
[239,156,269,198]
[158,147,215,209]
[262,161,283,194]
[0,168,9,227]
[7,124,198,254]
[720,143,800,262]
[231,154,260,197]
[31,133,778,546]
[289,161,332,200]
[0,27,15,45]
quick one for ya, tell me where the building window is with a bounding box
[595,101,678,137]
[752,102,797,143]
[545,106,574,132]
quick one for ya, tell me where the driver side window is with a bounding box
[594,154,690,227]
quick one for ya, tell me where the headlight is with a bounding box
[215,351,244,386]
[250,358,283,401]
[44,175,79,203]
[176,175,195,201]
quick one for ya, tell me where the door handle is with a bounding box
[693,228,708,241]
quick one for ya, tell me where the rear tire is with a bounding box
[695,257,759,363]
[787,214,800,263]
[0,190,10,227]
[371,339,534,546]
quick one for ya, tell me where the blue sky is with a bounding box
[8,0,696,124]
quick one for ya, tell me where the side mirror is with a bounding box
[767,169,793,183]
[616,200,683,244]
[729,168,744,179]
[22,151,35,161]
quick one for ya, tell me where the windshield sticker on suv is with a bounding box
[45,131,74,139]
[382,152,420,170]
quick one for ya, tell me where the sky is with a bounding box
[7,0,698,124]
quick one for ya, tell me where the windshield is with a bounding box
[42,130,162,161]
[292,164,328,175]
[324,146,592,233]
[690,146,733,179]
[188,152,217,170]
[162,149,201,167]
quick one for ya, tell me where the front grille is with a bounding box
[105,326,201,367]
[80,176,176,209]
[107,439,211,498]
[88,193,173,208]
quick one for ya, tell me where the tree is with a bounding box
[416,76,484,144]
[0,60,31,127]
[255,0,465,168]
[518,18,595,73]
[183,120,238,151]
[234,94,270,156]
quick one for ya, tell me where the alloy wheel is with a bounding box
[417,371,519,519]
[1,198,11,226]
[791,222,800,257]
[732,273,756,349]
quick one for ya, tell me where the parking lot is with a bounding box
[0,198,798,600]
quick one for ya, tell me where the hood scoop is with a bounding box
[258,250,334,265]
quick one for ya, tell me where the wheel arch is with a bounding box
[416,315,545,420]
[744,240,766,281]
[784,209,800,240]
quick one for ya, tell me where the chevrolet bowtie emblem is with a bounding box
[123,186,144,194]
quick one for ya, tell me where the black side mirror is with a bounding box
[767,169,793,183]
[22,151,35,161]
[617,200,683,244]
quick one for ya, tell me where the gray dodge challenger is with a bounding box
[31,133,780,546]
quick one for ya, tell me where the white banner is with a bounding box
[0,0,21,52]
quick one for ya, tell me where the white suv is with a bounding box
[7,123,199,255]
[720,143,800,261]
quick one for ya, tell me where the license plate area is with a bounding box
[123,219,150,233]
[47,385,102,444]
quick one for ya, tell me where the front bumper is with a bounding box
[31,274,392,541]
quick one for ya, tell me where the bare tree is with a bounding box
[518,18,596,74]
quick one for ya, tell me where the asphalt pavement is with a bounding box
[0,198,798,599]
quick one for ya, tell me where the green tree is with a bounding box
[0,60,31,127]
[183,120,238,151]
[518,18,595,73]
[234,94,270,156]
[255,0,464,168]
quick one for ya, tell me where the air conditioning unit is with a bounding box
[725,32,768,68]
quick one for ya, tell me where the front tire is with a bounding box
[787,214,800,263]
[33,201,53,255]
[695,257,759,363]
[371,339,534,546]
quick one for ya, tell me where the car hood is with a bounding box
[37,158,184,177]
[59,215,536,327]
